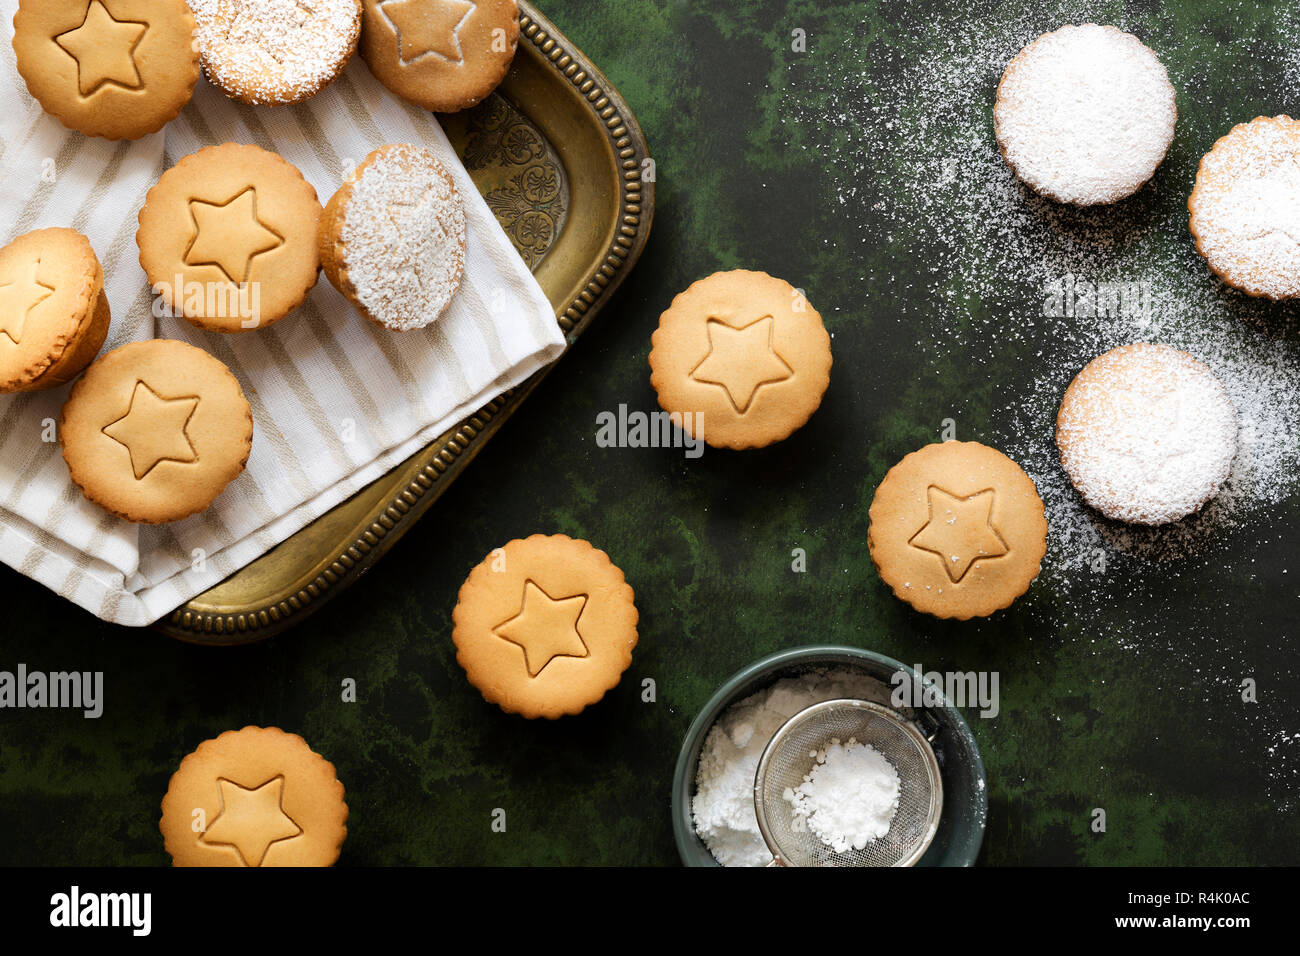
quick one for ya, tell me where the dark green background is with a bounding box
[2,0,1298,866]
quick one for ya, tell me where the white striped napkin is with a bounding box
[0,3,566,626]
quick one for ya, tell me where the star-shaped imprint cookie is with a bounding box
[0,259,54,346]
[909,487,1009,583]
[102,381,200,480]
[201,776,303,867]
[55,0,148,97]
[185,187,284,284]
[690,316,794,413]
[381,0,476,64]
[493,580,590,677]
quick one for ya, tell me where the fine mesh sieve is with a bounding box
[753,698,943,867]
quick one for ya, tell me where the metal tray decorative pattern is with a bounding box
[158,2,654,643]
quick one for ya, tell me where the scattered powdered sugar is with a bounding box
[1056,343,1238,525]
[189,0,361,105]
[994,24,1177,205]
[693,668,885,867]
[781,1,1300,803]
[1188,116,1300,299]
[341,144,467,331]
[785,737,900,853]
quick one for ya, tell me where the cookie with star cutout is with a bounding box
[188,0,362,106]
[0,228,110,394]
[1056,343,1238,526]
[360,0,519,113]
[137,143,322,332]
[1188,115,1300,299]
[60,339,253,524]
[452,534,639,719]
[649,269,833,450]
[160,726,348,867]
[12,0,199,140]
[868,441,1048,620]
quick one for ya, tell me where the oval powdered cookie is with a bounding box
[649,270,833,450]
[452,534,639,719]
[12,0,199,140]
[0,228,109,394]
[868,441,1048,620]
[1188,115,1300,299]
[994,24,1176,205]
[189,0,362,106]
[1056,343,1238,526]
[319,144,467,331]
[160,726,348,867]
[360,0,518,112]
[60,339,253,524]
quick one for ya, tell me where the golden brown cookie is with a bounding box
[452,534,639,719]
[319,144,466,331]
[188,0,362,106]
[1056,343,1237,526]
[649,270,832,450]
[160,726,348,868]
[0,228,109,393]
[60,339,253,524]
[12,0,199,140]
[868,442,1047,620]
[360,0,519,112]
[1188,116,1300,299]
[137,143,322,333]
[994,24,1176,205]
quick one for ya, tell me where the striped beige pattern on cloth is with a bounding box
[0,8,566,627]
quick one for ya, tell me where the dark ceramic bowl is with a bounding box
[672,645,987,866]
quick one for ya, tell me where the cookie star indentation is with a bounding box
[54,0,149,97]
[102,381,200,480]
[185,187,284,285]
[690,315,794,414]
[200,776,303,867]
[493,580,589,677]
[0,259,55,346]
[909,486,1009,583]
[380,0,476,64]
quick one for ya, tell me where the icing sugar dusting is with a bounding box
[341,144,467,331]
[1056,343,1238,526]
[781,1,1300,805]
[995,24,1177,205]
[189,0,361,105]
[1189,116,1300,299]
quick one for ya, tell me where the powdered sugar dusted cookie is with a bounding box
[994,24,1176,205]
[319,144,466,331]
[1056,343,1238,526]
[189,0,361,106]
[1188,116,1300,299]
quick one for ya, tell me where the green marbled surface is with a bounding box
[1,0,1298,865]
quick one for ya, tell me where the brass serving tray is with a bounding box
[155,3,653,644]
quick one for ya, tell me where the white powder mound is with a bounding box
[786,737,900,853]
[1056,344,1238,525]
[692,669,885,867]
[1189,117,1300,299]
[994,24,1177,205]
[341,144,467,331]
[189,0,361,105]
[780,1,1300,804]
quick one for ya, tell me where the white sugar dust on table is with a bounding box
[784,736,901,854]
[779,1,1300,805]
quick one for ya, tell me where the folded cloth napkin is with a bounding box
[0,3,567,626]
